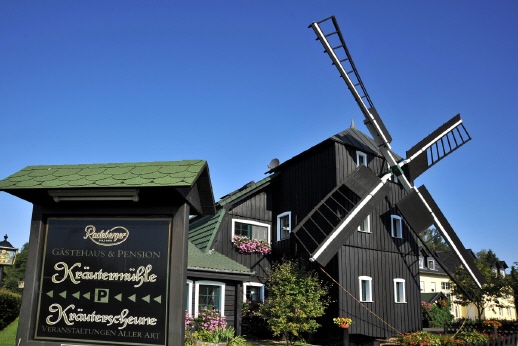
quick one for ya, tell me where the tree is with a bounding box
[508,263,518,317]
[452,249,511,320]
[2,242,28,294]
[258,259,330,346]
[419,227,450,252]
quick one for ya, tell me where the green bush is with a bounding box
[258,259,331,346]
[186,327,248,346]
[397,331,440,346]
[0,289,21,330]
[422,299,453,328]
[397,331,492,346]
[455,331,489,344]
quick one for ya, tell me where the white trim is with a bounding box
[310,173,391,262]
[427,259,436,270]
[391,215,403,238]
[357,215,371,233]
[277,212,292,241]
[194,280,225,317]
[356,151,368,167]
[186,280,193,315]
[394,278,406,303]
[232,218,271,243]
[243,282,264,302]
[359,276,373,302]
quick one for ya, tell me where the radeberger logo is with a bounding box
[83,225,129,246]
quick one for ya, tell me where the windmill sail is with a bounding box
[292,166,391,266]
[396,186,484,288]
[403,114,471,182]
[309,16,392,147]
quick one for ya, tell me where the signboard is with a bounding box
[35,218,171,346]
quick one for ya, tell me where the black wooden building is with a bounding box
[188,122,478,342]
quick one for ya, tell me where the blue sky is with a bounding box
[1,2,517,267]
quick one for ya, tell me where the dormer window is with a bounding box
[356,151,368,167]
[428,259,435,270]
[419,257,424,268]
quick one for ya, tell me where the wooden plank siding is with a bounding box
[335,246,421,337]
[213,190,272,281]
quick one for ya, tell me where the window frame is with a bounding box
[356,151,368,167]
[391,215,403,238]
[430,282,436,292]
[441,282,451,291]
[419,257,424,269]
[194,280,226,317]
[428,259,436,270]
[186,279,193,316]
[420,281,425,292]
[394,278,406,303]
[358,215,371,233]
[277,212,292,241]
[359,276,373,302]
[232,218,271,243]
[243,282,265,303]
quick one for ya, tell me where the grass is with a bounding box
[0,318,18,346]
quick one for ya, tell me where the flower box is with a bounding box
[231,236,271,255]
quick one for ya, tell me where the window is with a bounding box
[428,259,435,270]
[359,276,373,302]
[420,281,424,292]
[419,257,424,269]
[277,212,291,241]
[430,282,436,292]
[243,282,264,302]
[394,279,406,303]
[358,215,371,233]
[441,282,451,291]
[232,219,270,243]
[356,151,368,167]
[388,163,399,183]
[391,215,403,238]
[499,307,503,316]
[194,281,225,316]
[186,280,193,315]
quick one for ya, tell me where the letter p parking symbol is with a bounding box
[95,288,110,303]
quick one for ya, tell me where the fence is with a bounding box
[444,321,518,346]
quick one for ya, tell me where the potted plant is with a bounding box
[333,317,353,329]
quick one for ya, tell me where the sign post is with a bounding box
[0,161,215,346]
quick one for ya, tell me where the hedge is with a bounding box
[0,289,21,330]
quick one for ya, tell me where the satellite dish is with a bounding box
[267,158,280,170]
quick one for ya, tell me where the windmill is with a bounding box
[293,16,484,288]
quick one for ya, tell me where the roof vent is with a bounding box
[267,158,280,170]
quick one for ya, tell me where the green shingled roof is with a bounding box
[189,209,225,252]
[0,160,207,190]
[188,242,252,275]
